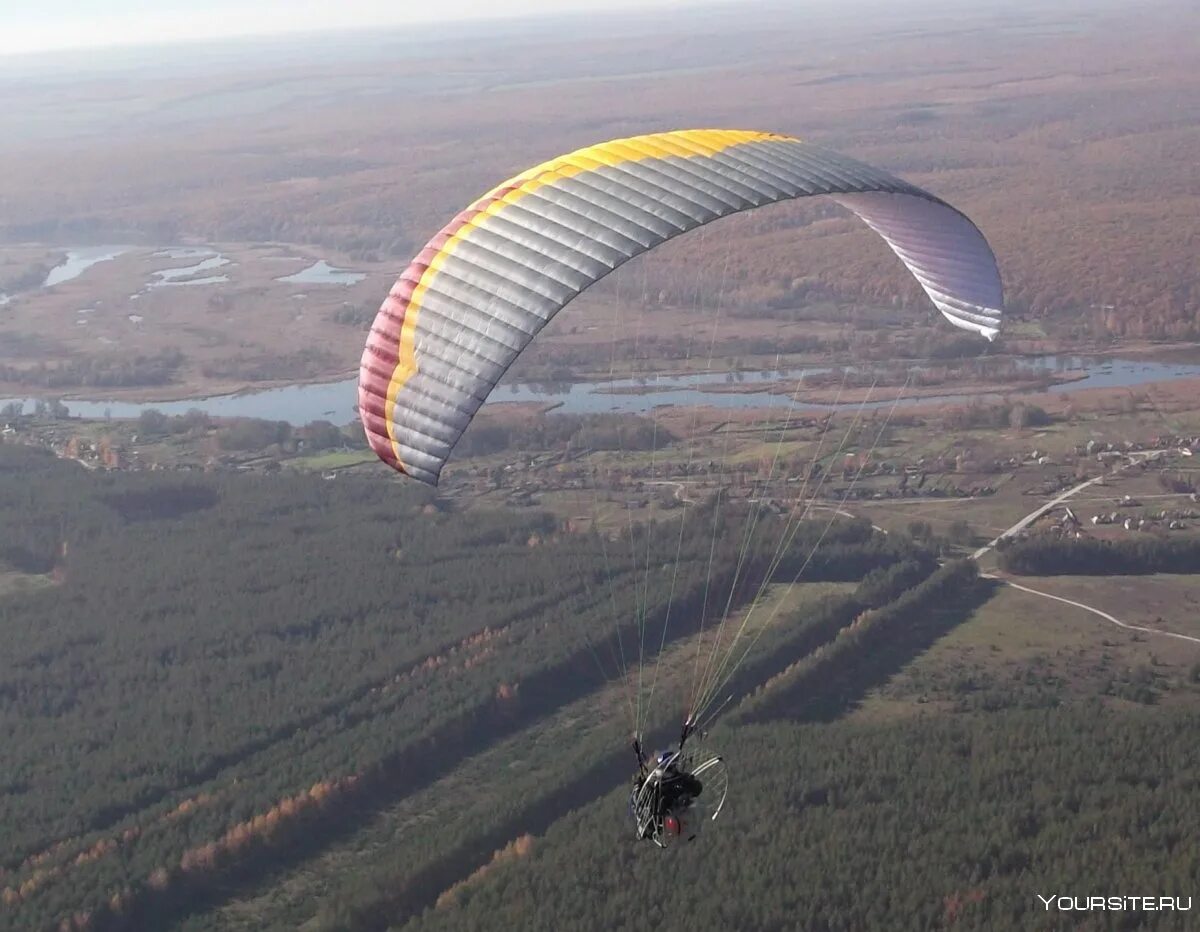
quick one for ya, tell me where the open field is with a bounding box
[286,449,380,471]
[0,243,391,398]
[0,570,56,598]
[851,574,1200,725]
[1006,574,1200,640]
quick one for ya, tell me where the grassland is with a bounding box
[0,570,56,598]
[851,574,1200,726]
[286,449,380,471]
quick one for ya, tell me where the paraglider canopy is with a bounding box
[359,129,1004,485]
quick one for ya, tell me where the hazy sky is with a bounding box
[0,0,690,56]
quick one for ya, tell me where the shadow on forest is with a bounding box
[97,565,759,930]
[741,576,999,725]
[101,484,220,522]
[101,583,879,930]
[332,595,872,931]
[59,581,599,858]
[93,545,912,931]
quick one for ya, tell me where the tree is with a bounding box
[137,408,171,436]
[301,420,344,451]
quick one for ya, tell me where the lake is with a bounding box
[147,249,231,287]
[43,246,132,287]
[276,260,365,285]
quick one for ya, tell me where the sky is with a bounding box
[0,0,690,56]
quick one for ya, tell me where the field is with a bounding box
[0,243,390,398]
[286,449,380,472]
[853,576,1200,724]
[0,570,55,599]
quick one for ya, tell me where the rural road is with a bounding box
[830,452,1200,649]
[985,575,1200,647]
[970,474,1109,561]
[970,450,1165,561]
[966,451,1200,647]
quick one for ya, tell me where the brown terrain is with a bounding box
[0,0,1198,403]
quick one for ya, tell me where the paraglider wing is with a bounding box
[359,129,1003,483]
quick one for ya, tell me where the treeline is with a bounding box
[331,301,381,329]
[0,350,184,389]
[738,560,986,723]
[998,535,1200,576]
[800,357,1057,392]
[490,321,1030,390]
[456,412,671,458]
[198,348,337,383]
[943,400,1052,430]
[131,410,355,454]
[691,555,942,728]
[503,332,853,383]
[767,531,935,586]
[0,258,58,293]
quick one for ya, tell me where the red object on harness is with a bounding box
[664,815,681,835]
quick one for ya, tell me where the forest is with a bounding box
[372,560,1200,932]
[406,708,1200,932]
[7,433,1195,930]
[3,433,1199,928]
[997,536,1200,576]
[0,443,924,931]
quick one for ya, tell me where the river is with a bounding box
[4,356,1200,426]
